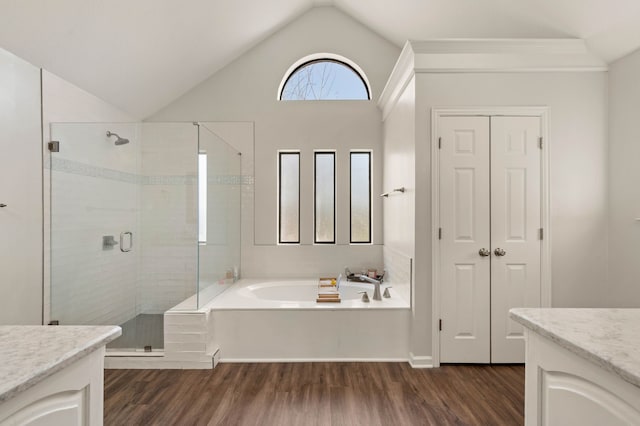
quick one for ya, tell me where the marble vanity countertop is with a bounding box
[510,308,640,388]
[0,325,121,403]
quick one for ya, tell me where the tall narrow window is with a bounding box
[350,152,371,243]
[198,152,207,244]
[314,152,336,244]
[279,152,300,244]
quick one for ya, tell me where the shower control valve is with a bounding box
[102,235,118,250]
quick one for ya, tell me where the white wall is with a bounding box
[42,70,136,324]
[608,47,640,307]
[382,77,416,304]
[0,48,42,324]
[150,6,400,278]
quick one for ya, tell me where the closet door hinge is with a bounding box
[48,141,60,152]
[539,228,544,240]
[438,137,442,149]
[538,137,543,149]
[439,319,442,331]
[438,228,442,240]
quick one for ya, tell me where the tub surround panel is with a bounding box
[383,246,412,304]
[212,309,409,362]
[0,325,121,402]
[510,308,640,388]
[242,245,383,279]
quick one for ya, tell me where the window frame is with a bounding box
[279,58,371,101]
[349,151,372,244]
[278,151,301,245]
[313,151,336,245]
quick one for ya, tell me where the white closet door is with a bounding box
[490,116,542,363]
[439,116,491,363]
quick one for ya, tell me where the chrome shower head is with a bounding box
[106,131,130,146]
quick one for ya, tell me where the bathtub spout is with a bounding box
[355,275,382,301]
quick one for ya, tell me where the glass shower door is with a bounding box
[49,123,142,350]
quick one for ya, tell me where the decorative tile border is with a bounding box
[48,157,253,186]
[144,175,196,185]
[50,157,139,184]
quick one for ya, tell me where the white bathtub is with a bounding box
[204,278,411,362]
[209,279,409,309]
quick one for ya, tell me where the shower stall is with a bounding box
[48,122,241,353]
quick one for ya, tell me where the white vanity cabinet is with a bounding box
[511,309,640,426]
[0,326,121,426]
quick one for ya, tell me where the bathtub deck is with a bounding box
[104,363,524,425]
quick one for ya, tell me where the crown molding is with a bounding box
[378,39,608,119]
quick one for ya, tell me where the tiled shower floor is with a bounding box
[107,313,164,350]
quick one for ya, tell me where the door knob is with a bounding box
[494,248,506,257]
[479,248,490,257]
[0,204,6,208]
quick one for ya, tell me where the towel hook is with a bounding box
[380,187,405,198]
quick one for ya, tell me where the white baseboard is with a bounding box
[220,357,409,363]
[408,352,433,369]
[105,355,212,370]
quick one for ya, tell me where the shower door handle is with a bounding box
[120,231,133,252]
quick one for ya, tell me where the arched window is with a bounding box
[279,54,370,101]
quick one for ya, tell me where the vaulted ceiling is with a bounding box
[1,0,638,118]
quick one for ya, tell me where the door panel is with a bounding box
[490,116,542,363]
[439,116,491,363]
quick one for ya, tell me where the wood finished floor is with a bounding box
[105,363,524,426]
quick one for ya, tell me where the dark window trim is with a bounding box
[350,151,372,244]
[314,151,336,244]
[279,58,371,101]
[278,152,300,244]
